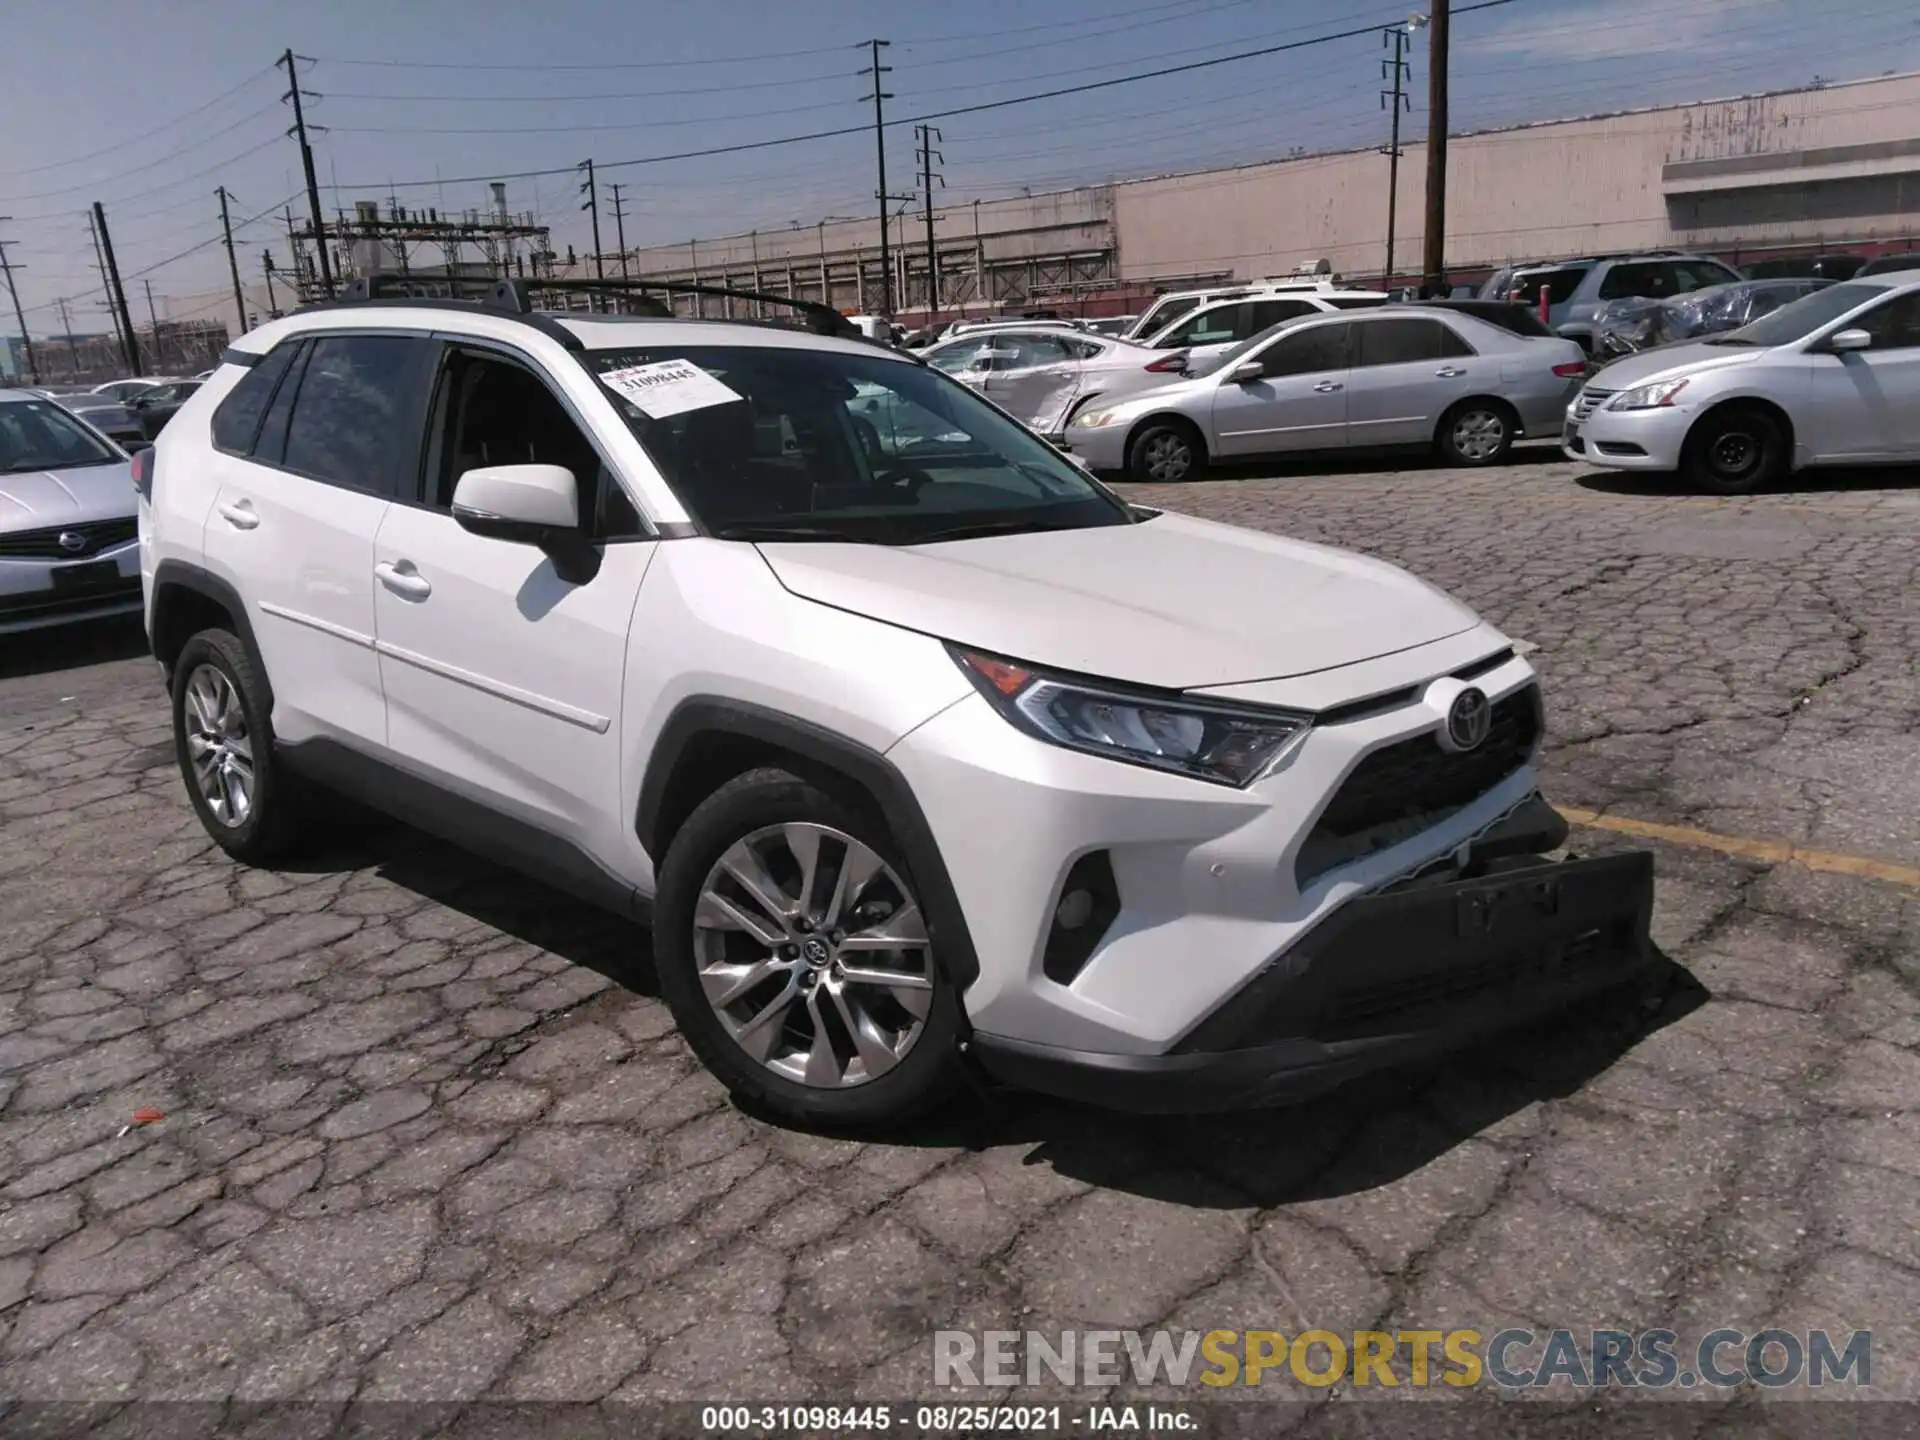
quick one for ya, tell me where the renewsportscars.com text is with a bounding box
[933,1328,1872,1390]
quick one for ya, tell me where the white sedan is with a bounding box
[1565,273,1920,493]
[919,326,1187,438]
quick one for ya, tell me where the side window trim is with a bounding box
[425,333,655,541]
[251,339,312,467]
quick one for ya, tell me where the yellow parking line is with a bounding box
[1558,806,1920,889]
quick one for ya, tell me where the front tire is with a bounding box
[652,768,963,1129]
[1681,406,1785,495]
[1437,400,1515,466]
[1127,420,1206,483]
[170,628,309,863]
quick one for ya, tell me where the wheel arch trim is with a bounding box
[636,696,982,990]
[149,559,272,714]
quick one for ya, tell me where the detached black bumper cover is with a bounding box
[969,850,1655,1114]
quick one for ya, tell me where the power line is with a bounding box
[321,70,858,102]
[1,111,285,208]
[0,66,280,178]
[329,95,858,136]
[315,41,856,70]
[338,1,1516,193]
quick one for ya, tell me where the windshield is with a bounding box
[1709,281,1887,347]
[586,344,1131,544]
[1129,295,1205,339]
[0,400,122,472]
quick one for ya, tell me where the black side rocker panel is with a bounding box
[278,738,650,924]
[636,697,982,990]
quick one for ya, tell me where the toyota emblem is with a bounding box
[1445,687,1492,752]
[57,530,88,554]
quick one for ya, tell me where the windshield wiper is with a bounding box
[709,522,855,542]
[906,516,1087,545]
[1701,335,1758,346]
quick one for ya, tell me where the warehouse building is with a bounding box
[601,68,1920,316]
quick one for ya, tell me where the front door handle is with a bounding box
[1312,380,1344,393]
[215,500,259,530]
[1435,366,1467,377]
[374,560,432,601]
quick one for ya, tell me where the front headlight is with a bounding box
[1607,377,1691,411]
[1070,407,1122,429]
[951,647,1310,787]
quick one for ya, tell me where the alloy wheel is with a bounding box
[1451,410,1507,462]
[1143,431,1192,481]
[692,822,934,1089]
[183,664,254,826]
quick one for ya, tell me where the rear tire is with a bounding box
[1436,400,1515,466]
[1126,420,1206,483]
[1681,406,1785,495]
[170,629,311,864]
[652,768,963,1130]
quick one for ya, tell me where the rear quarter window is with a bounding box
[210,344,299,454]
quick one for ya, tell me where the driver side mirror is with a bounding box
[1828,328,1872,353]
[451,463,599,585]
[1229,360,1266,384]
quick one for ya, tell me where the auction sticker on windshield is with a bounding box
[602,359,742,418]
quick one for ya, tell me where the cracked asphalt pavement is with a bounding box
[0,450,1916,1417]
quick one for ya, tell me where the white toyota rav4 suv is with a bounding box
[137,278,1654,1128]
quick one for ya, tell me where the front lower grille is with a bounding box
[1294,686,1543,888]
[0,518,138,560]
[1571,387,1615,423]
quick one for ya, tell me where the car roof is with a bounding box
[235,304,917,366]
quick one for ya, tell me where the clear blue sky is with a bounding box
[4,0,1917,336]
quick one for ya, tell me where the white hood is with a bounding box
[0,463,136,529]
[756,510,1479,690]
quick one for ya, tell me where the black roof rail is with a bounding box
[495,276,862,340]
[308,276,585,350]
[307,271,867,346]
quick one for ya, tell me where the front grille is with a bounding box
[1571,387,1615,423]
[1294,686,1542,888]
[0,518,138,560]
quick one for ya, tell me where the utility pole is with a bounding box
[87,208,127,362]
[280,48,335,297]
[1421,0,1450,297]
[1380,24,1413,291]
[0,228,39,385]
[54,297,79,379]
[608,183,631,279]
[916,124,944,319]
[262,251,279,318]
[142,279,162,373]
[92,203,141,374]
[218,186,249,338]
[860,38,894,317]
[578,159,604,311]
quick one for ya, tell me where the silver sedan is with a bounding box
[1060,307,1589,482]
[919,326,1188,439]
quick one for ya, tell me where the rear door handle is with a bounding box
[215,500,259,530]
[1435,366,1467,377]
[374,560,432,601]
[1313,380,1343,393]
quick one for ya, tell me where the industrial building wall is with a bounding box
[1113,71,1920,283]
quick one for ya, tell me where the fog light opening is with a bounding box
[1042,851,1122,986]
